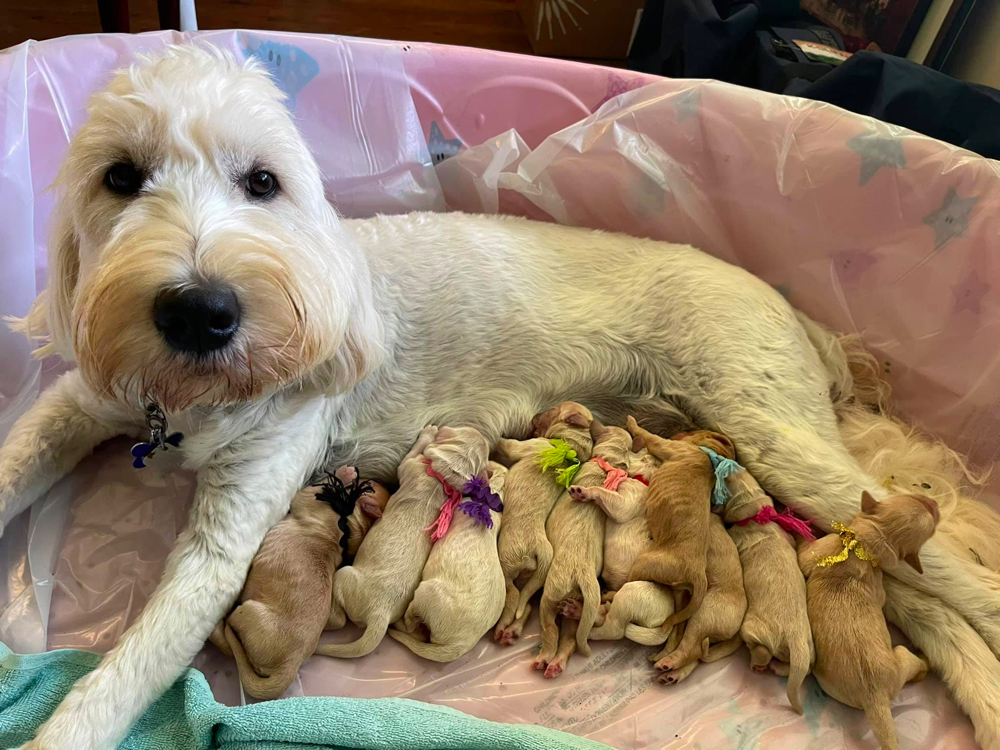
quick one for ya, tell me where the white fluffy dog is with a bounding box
[3,45,1000,749]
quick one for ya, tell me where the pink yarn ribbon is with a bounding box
[591,456,628,491]
[736,505,816,542]
[423,458,463,542]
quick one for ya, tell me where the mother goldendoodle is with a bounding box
[2,46,999,749]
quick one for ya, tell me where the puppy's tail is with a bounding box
[314,611,389,659]
[862,700,900,750]
[702,634,742,663]
[623,624,671,646]
[515,541,553,619]
[575,573,601,656]
[387,629,471,663]
[786,634,812,715]
[662,575,706,630]
[224,618,298,701]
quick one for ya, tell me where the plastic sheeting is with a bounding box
[1,29,997,749]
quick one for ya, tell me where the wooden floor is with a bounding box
[0,0,534,54]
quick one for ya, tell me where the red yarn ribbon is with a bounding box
[736,505,816,542]
[422,458,463,542]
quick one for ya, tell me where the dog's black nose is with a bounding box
[153,284,241,354]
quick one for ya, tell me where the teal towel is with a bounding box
[0,643,610,750]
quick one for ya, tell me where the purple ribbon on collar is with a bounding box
[458,475,504,529]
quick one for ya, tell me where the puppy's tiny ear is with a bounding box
[903,553,923,574]
[713,434,736,459]
[567,412,590,429]
[631,435,646,452]
[861,491,878,514]
[588,417,606,440]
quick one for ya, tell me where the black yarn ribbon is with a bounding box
[314,471,373,567]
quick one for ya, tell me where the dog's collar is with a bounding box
[537,439,582,488]
[130,401,183,468]
[699,446,744,506]
[735,505,816,541]
[816,521,879,568]
[423,459,503,542]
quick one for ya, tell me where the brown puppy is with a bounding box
[800,492,939,750]
[651,514,747,679]
[724,470,814,714]
[492,401,594,645]
[531,425,631,676]
[625,418,736,628]
[209,466,389,699]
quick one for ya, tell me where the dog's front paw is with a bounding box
[530,656,548,671]
[568,485,591,502]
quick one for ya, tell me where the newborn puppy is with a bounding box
[572,447,661,592]
[532,425,631,676]
[563,580,674,646]
[389,462,509,662]
[492,401,594,645]
[724,470,814,714]
[317,425,489,658]
[208,466,389,699]
[800,492,939,750]
[625,419,736,628]
[652,514,747,679]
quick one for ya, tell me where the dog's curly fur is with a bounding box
[3,45,1000,749]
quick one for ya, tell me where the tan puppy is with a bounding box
[651,514,747,679]
[531,425,631,676]
[492,402,594,645]
[625,418,736,628]
[723,470,814,713]
[317,425,489,658]
[800,492,939,750]
[208,467,388,699]
[389,462,509,662]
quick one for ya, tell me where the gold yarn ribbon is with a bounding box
[815,521,879,569]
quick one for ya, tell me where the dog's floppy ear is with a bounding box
[567,410,591,429]
[861,490,879,514]
[903,553,924,574]
[631,434,646,452]
[588,417,606,440]
[8,206,80,360]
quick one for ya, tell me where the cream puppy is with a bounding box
[389,462,509,662]
[492,402,594,645]
[532,426,631,675]
[317,425,489,658]
[724,469,814,714]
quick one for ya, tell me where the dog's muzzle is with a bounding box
[153,283,241,355]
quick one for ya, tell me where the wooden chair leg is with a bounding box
[97,0,130,33]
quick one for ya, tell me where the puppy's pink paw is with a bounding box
[559,599,583,619]
[657,671,682,686]
[751,664,768,674]
[334,465,358,483]
[530,657,548,671]
[497,628,520,647]
[544,662,564,679]
[654,656,677,672]
[568,485,590,502]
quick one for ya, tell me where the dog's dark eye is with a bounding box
[245,170,278,199]
[104,162,143,195]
